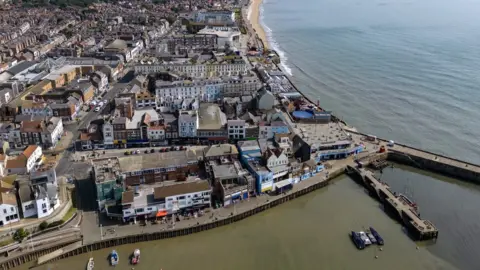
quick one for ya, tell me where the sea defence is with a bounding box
[346,165,439,241]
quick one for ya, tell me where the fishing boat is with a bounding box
[366,230,377,244]
[110,250,119,266]
[369,227,384,245]
[358,231,372,245]
[350,231,365,250]
[86,258,94,270]
[131,249,140,265]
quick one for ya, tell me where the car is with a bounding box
[98,102,104,107]
[135,149,141,154]
[144,150,149,154]
[103,100,108,104]
[124,151,130,155]
[94,107,101,112]
[150,149,155,153]
[91,100,97,106]
[170,146,175,151]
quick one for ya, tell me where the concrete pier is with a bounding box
[346,165,439,241]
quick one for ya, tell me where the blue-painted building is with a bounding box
[205,83,222,102]
[237,140,274,194]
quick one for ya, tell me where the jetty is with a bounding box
[346,165,438,241]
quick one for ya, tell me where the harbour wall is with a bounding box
[0,170,344,269]
[387,149,480,183]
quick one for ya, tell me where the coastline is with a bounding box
[249,0,269,49]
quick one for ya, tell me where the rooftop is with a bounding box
[92,158,121,183]
[118,150,202,173]
[198,103,226,130]
[154,181,210,199]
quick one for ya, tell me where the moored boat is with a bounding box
[86,257,94,270]
[369,227,384,245]
[110,250,119,266]
[131,249,140,265]
[366,230,377,244]
[358,231,372,245]
[350,231,365,250]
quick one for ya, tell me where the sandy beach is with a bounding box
[248,0,269,49]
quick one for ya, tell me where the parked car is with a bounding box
[170,146,175,151]
[94,107,101,112]
[150,149,155,153]
[98,101,104,107]
[135,149,141,154]
[124,151,130,155]
[144,150,149,154]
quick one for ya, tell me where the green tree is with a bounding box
[39,221,49,231]
[13,228,29,242]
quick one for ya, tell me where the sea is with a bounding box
[260,0,480,164]
[13,0,480,269]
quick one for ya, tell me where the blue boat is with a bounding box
[350,231,365,250]
[110,250,119,266]
[369,227,384,245]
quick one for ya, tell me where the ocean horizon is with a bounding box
[260,0,480,164]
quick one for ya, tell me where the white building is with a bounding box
[227,119,245,139]
[264,149,289,181]
[0,179,20,226]
[43,117,63,148]
[194,10,235,24]
[21,102,52,117]
[102,121,114,147]
[197,26,241,48]
[119,181,211,223]
[178,110,198,138]
[5,145,43,174]
[134,61,249,78]
[147,126,165,141]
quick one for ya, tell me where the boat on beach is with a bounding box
[369,227,384,245]
[131,249,140,265]
[86,258,94,270]
[350,231,365,250]
[110,250,119,266]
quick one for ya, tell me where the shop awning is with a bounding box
[156,210,168,217]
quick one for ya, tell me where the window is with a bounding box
[10,207,13,212]
[41,203,46,209]
[43,209,47,213]
[3,209,5,214]
[25,204,34,210]
[178,196,186,200]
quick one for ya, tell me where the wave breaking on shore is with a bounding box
[259,0,293,76]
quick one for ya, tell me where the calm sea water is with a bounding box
[23,174,460,270]
[261,0,480,164]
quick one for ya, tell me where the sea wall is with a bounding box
[387,150,480,183]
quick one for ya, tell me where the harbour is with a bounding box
[17,173,462,270]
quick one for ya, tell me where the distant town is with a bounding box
[0,0,385,260]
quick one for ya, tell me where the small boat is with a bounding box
[110,250,119,266]
[369,227,384,245]
[350,231,365,250]
[358,231,372,245]
[366,230,377,244]
[86,257,94,270]
[131,249,140,265]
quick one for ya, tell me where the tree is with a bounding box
[13,228,29,242]
[39,221,49,230]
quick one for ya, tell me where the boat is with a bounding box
[350,231,365,250]
[369,227,384,245]
[86,258,94,270]
[366,230,377,244]
[131,249,140,265]
[110,250,119,266]
[358,231,372,245]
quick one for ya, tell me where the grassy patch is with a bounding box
[62,207,77,222]
[0,238,14,247]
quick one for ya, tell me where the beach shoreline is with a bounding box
[248,0,269,49]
